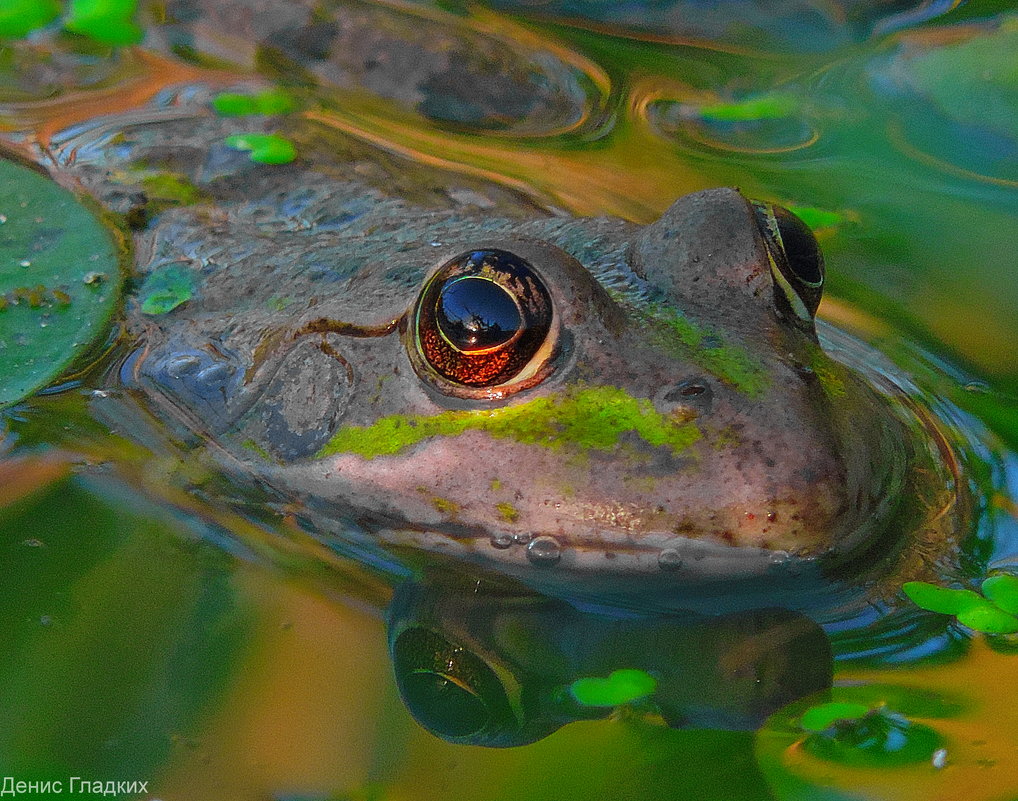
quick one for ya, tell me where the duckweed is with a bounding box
[569,669,657,707]
[317,385,701,459]
[224,133,297,165]
[139,264,196,315]
[213,89,298,116]
[64,0,141,45]
[0,0,60,37]
[698,93,798,122]
[903,577,1018,634]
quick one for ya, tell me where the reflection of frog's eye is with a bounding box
[411,249,557,396]
[751,202,825,323]
[392,627,520,743]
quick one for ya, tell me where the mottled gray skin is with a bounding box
[32,82,912,610]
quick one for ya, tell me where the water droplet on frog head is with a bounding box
[526,536,561,567]
[657,548,684,571]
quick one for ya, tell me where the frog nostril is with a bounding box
[164,354,202,379]
[664,379,712,404]
[660,378,714,419]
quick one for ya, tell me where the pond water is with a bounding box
[1,0,1018,799]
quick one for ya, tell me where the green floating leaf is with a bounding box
[698,93,799,122]
[224,133,297,165]
[799,702,869,733]
[213,89,297,117]
[956,603,1018,635]
[63,0,141,45]
[0,158,122,409]
[901,581,982,615]
[982,574,1018,615]
[138,264,195,315]
[0,0,60,38]
[569,669,657,707]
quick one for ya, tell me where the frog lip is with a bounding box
[351,523,857,615]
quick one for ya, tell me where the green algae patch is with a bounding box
[225,133,297,165]
[698,93,798,122]
[647,306,769,398]
[213,89,298,117]
[569,669,657,707]
[496,502,519,523]
[318,386,701,460]
[64,0,141,45]
[138,264,196,315]
[0,158,122,409]
[0,0,60,37]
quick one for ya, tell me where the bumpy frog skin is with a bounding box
[56,94,912,610]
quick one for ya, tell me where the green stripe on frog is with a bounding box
[317,385,701,459]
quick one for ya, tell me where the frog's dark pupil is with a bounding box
[772,205,823,286]
[436,277,522,352]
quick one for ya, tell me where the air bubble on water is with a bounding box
[429,240,443,247]
[658,548,683,571]
[768,551,792,573]
[513,532,533,545]
[19,260,31,268]
[932,748,947,769]
[490,532,514,549]
[963,381,991,394]
[526,535,562,567]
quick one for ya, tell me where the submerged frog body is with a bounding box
[42,90,953,612]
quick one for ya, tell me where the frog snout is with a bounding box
[121,342,246,434]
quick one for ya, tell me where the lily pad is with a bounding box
[0,158,122,409]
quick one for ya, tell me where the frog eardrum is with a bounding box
[751,202,826,325]
[409,249,559,396]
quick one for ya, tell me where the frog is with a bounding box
[9,74,937,616]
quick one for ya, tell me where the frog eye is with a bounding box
[410,249,558,397]
[392,626,522,744]
[751,202,825,323]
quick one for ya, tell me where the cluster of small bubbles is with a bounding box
[526,536,562,567]
[489,532,513,549]
[658,548,684,571]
